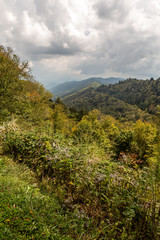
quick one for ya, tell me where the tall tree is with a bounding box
[0,45,52,123]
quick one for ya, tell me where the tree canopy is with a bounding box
[0,45,53,123]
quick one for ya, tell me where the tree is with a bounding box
[73,109,111,149]
[0,46,32,120]
[132,120,157,162]
[0,45,53,123]
[52,104,71,134]
[115,130,133,156]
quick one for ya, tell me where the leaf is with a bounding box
[5,219,10,222]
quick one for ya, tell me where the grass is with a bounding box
[0,156,93,240]
[1,129,160,239]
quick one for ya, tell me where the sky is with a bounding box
[1,0,160,88]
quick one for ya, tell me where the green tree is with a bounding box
[0,45,53,124]
[132,120,157,162]
[115,130,133,156]
[0,46,32,120]
[100,115,119,140]
[73,109,111,149]
[52,104,71,134]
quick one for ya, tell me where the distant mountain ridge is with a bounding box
[50,77,125,99]
[62,78,160,121]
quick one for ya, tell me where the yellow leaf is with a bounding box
[69,181,74,185]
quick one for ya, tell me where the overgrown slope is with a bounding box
[0,156,94,240]
[1,45,160,239]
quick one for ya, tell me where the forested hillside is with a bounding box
[0,46,160,239]
[63,78,160,122]
[96,78,160,114]
[50,77,125,99]
[62,86,152,122]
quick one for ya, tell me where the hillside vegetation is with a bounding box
[96,78,160,114]
[50,77,125,99]
[62,78,160,122]
[0,46,160,239]
[62,87,152,122]
[0,156,87,239]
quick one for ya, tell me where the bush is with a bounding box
[115,130,133,156]
[3,131,75,183]
[2,121,160,239]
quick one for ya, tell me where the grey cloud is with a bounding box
[25,44,81,60]
[75,58,107,75]
[2,2,83,60]
[0,0,160,86]
[33,0,71,30]
[70,24,160,78]
[93,0,129,22]
[106,33,159,72]
[15,32,82,60]
[34,0,48,15]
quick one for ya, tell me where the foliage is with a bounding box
[0,45,53,123]
[73,110,111,150]
[96,78,160,115]
[0,45,160,239]
[50,77,122,99]
[2,123,160,239]
[100,115,119,140]
[0,157,95,240]
[52,103,72,135]
[115,130,133,156]
[132,120,158,163]
[62,78,160,122]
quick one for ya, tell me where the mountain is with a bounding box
[50,77,125,99]
[95,78,160,114]
[62,78,160,121]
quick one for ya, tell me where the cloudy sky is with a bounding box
[1,0,160,88]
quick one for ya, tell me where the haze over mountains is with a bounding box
[50,77,125,99]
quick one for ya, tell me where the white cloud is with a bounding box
[6,11,17,23]
[21,11,53,47]
[0,0,160,87]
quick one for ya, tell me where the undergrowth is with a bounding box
[1,128,160,239]
[0,157,96,240]
[1,45,160,239]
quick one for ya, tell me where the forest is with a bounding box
[62,77,160,123]
[0,46,160,239]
